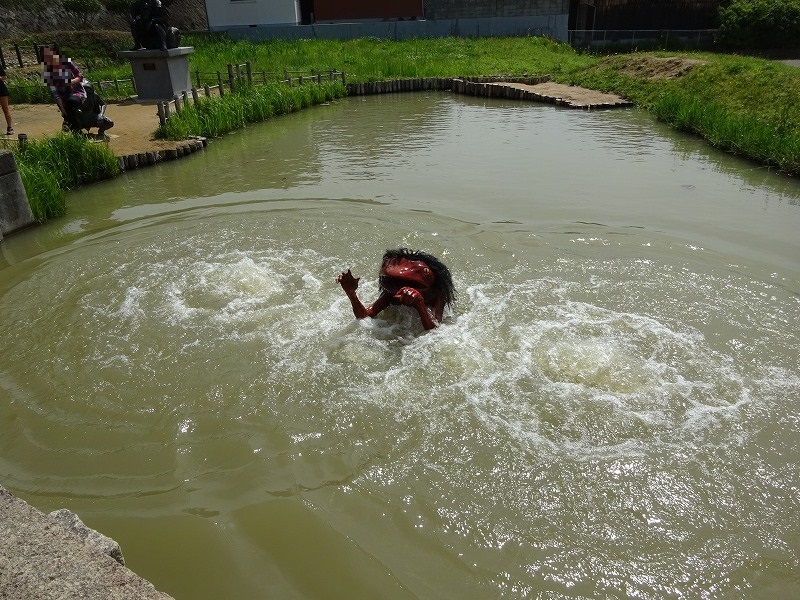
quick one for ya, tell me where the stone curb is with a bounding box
[0,484,174,600]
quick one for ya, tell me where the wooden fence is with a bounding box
[0,43,41,69]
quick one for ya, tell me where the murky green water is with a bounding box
[1,93,799,599]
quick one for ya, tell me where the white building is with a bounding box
[204,0,301,31]
[203,0,569,41]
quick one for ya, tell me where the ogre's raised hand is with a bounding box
[336,269,360,294]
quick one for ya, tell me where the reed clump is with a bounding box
[157,80,346,140]
[13,134,120,221]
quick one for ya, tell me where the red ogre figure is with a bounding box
[337,248,455,330]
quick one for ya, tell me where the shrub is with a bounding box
[717,0,800,49]
[62,0,104,29]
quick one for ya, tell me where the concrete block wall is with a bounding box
[0,150,35,240]
[225,14,569,42]
[425,0,570,19]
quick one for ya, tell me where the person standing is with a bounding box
[0,63,13,136]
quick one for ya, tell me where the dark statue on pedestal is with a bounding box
[130,0,181,51]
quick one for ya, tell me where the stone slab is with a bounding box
[0,484,174,600]
[0,150,35,237]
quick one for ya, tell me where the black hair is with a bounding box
[381,247,455,306]
[39,43,60,63]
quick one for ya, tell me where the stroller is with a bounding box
[61,80,114,138]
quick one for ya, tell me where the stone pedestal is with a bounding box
[0,150,35,239]
[118,47,195,101]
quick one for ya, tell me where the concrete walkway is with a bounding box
[0,485,174,600]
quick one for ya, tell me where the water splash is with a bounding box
[1,208,798,598]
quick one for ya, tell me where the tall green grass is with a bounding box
[650,91,800,173]
[13,134,120,221]
[16,161,65,222]
[180,34,595,82]
[11,33,594,89]
[157,80,347,140]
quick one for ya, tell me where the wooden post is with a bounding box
[173,95,181,114]
[182,90,189,106]
[157,102,166,125]
[284,70,291,86]
[245,61,252,85]
[340,71,346,85]
[262,70,267,84]
[227,63,235,91]
[219,82,225,97]
[15,44,23,68]
[204,84,211,97]
[114,79,120,93]
[191,87,199,103]
[299,75,304,85]
[195,70,201,87]
[235,62,242,83]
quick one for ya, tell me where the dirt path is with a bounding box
[5,99,183,156]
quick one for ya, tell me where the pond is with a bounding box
[1,92,799,599]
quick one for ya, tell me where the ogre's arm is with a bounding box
[337,269,391,320]
[394,287,438,330]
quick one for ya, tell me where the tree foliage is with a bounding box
[62,0,104,28]
[101,0,132,18]
[717,0,800,49]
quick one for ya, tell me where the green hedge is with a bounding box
[717,0,800,49]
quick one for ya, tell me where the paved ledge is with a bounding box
[0,485,174,600]
[346,76,633,110]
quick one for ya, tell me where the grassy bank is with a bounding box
[11,135,119,221]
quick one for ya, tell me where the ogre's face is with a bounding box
[380,258,435,296]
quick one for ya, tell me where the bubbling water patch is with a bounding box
[1,206,799,596]
[1,212,795,460]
